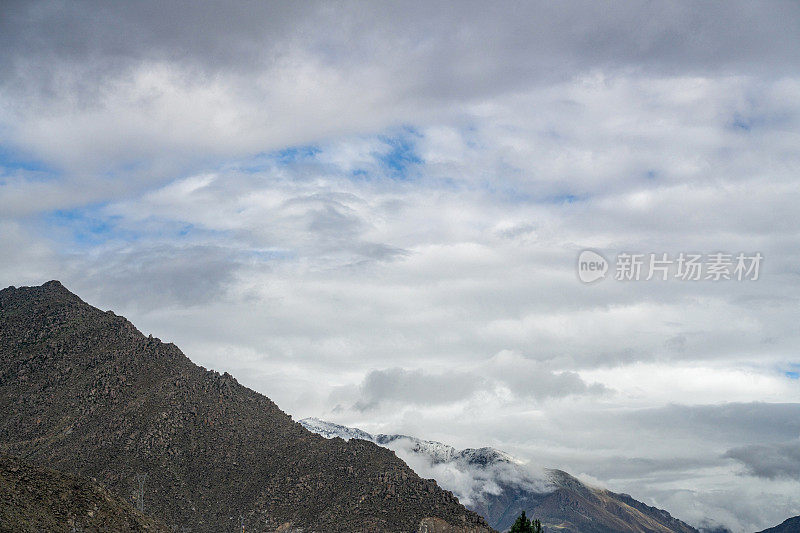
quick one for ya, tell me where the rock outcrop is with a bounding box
[0,454,169,532]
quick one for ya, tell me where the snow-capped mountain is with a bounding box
[301,417,518,467]
[299,417,376,442]
[300,417,699,533]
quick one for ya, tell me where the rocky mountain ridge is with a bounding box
[0,281,492,532]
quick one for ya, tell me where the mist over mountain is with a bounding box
[300,418,698,533]
[0,281,491,532]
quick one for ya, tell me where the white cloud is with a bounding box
[1,3,800,530]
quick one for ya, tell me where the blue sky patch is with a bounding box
[0,144,56,176]
[731,113,753,132]
[376,128,423,179]
[545,193,585,204]
[232,144,322,174]
[43,205,138,248]
[275,145,321,165]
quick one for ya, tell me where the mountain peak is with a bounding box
[1,279,84,307]
[3,279,68,294]
[0,284,492,532]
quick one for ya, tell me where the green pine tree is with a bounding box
[509,511,530,533]
[509,511,544,533]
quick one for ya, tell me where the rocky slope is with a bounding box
[0,454,168,532]
[300,418,698,533]
[756,516,800,533]
[0,281,492,532]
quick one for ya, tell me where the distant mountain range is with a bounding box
[0,281,490,532]
[300,418,699,533]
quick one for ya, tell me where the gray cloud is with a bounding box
[66,244,239,309]
[3,1,798,82]
[625,403,800,444]
[514,370,607,400]
[353,368,483,410]
[346,360,608,412]
[484,351,609,400]
[725,442,800,480]
[2,1,799,175]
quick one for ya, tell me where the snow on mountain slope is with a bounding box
[299,417,375,442]
[301,418,518,468]
[299,418,700,533]
[299,417,553,508]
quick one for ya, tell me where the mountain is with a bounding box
[300,418,698,533]
[0,281,492,532]
[0,454,169,532]
[756,516,800,533]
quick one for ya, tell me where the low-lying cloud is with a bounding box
[353,368,483,410]
[726,441,800,480]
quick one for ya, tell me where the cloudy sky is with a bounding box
[2,1,799,530]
